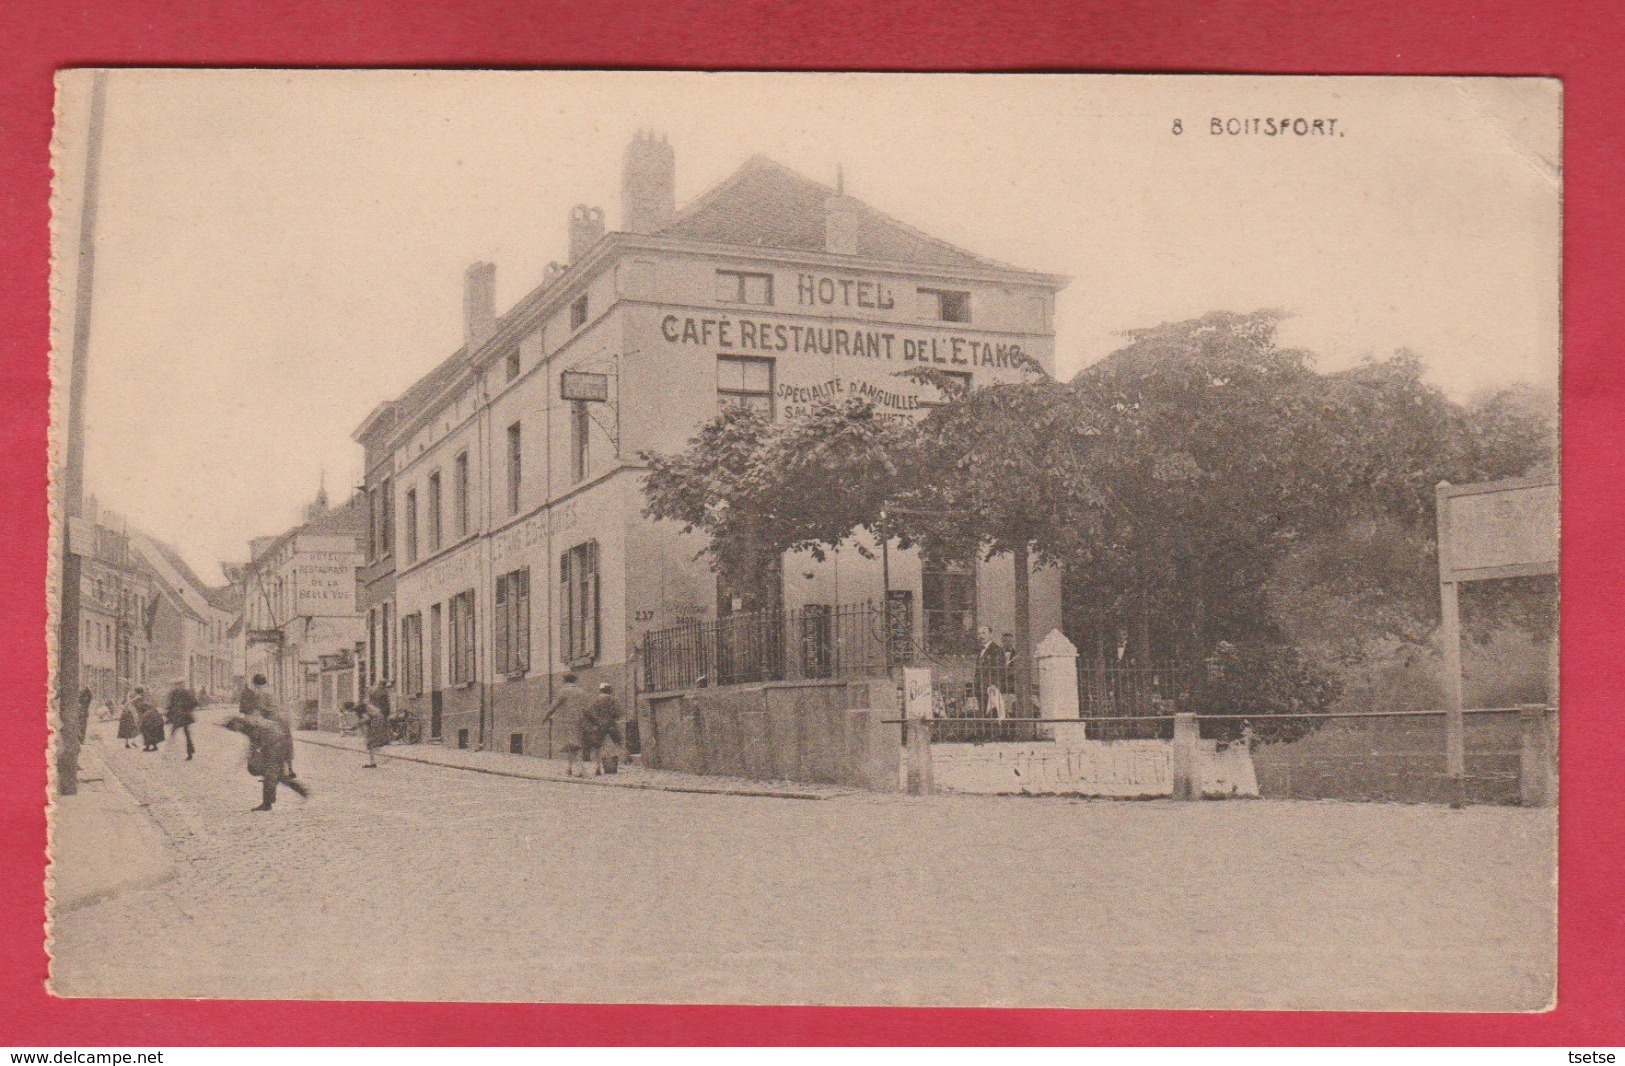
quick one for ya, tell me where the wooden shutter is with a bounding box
[560,551,573,663]
[587,569,600,660]
[515,569,530,672]
[494,574,509,674]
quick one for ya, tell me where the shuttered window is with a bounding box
[401,612,424,697]
[448,589,476,685]
[560,541,600,665]
[494,568,530,675]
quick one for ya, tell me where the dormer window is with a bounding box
[918,287,971,324]
[716,269,774,306]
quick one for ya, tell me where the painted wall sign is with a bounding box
[658,312,1031,370]
[793,273,896,310]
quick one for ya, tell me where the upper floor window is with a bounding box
[505,348,521,382]
[715,270,774,306]
[454,451,470,538]
[918,287,971,324]
[427,470,443,552]
[403,488,418,563]
[379,477,394,556]
[569,294,589,331]
[717,356,774,418]
[570,402,590,483]
[506,422,522,515]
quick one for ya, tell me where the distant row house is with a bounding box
[128,530,239,701]
[69,498,240,709]
[233,488,366,727]
[348,133,1066,757]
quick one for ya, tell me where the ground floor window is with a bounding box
[717,355,774,417]
[401,612,424,696]
[560,541,599,665]
[448,589,476,685]
[494,568,530,675]
[922,558,978,656]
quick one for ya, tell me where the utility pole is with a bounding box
[56,72,108,797]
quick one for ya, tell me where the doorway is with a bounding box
[429,602,444,740]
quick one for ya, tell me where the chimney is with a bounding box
[569,204,606,263]
[463,261,496,349]
[622,130,676,233]
[825,193,858,256]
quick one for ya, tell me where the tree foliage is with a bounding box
[1060,312,1556,681]
[641,308,1556,714]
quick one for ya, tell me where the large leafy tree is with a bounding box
[640,398,918,612]
[641,374,1105,713]
[639,405,779,610]
[1063,310,1554,714]
[1063,310,1337,665]
[896,377,1104,712]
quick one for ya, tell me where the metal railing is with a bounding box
[642,601,892,692]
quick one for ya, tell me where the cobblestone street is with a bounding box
[48,707,1555,1009]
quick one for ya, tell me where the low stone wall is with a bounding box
[931,734,1258,798]
[638,679,901,791]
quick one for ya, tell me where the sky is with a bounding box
[52,71,1561,583]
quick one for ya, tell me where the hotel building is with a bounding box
[361,134,1068,755]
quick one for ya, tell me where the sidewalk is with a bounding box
[294,730,855,800]
[48,741,177,913]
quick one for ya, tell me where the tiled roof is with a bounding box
[658,156,1025,273]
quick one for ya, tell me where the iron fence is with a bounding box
[1238,707,1528,805]
[642,601,891,692]
[1078,662,1199,739]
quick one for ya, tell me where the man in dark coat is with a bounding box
[224,709,309,811]
[541,672,593,773]
[582,683,624,775]
[244,673,296,778]
[974,626,1004,717]
[165,679,199,760]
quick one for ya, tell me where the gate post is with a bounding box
[1519,704,1557,807]
[905,719,934,795]
[1171,712,1198,801]
[1036,629,1079,720]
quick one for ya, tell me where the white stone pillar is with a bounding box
[1035,629,1079,720]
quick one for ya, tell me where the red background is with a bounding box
[2,0,1621,1046]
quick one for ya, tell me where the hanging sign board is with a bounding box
[1436,477,1558,583]
[560,370,609,402]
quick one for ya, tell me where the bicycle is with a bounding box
[390,711,423,745]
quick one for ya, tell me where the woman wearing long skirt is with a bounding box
[135,688,166,752]
[116,697,140,749]
[359,684,391,768]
